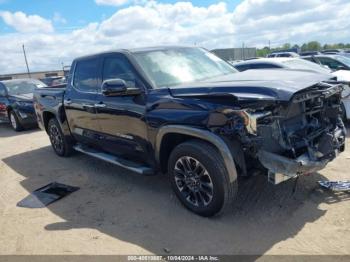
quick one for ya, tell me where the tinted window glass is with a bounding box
[317,57,343,70]
[234,63,281,71]
[335,55,350,67]
[277,54,289,57]
[102,55,137,88]
[251,63,281,69]
[234,64,250,71]
[74,57,100,92]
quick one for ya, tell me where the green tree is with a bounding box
[306,41,321,51]
[301,43,308,51]
[282,43,291,49]
[256,41,350,57]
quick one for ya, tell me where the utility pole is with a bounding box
[22,44,31,78]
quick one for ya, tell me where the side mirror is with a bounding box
[102,78,142,96]
[101,79,127,96]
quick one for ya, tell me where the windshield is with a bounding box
[3,79,46,95]
[133,48,237,88]
[281,59,331,74]
[335,55,350,67]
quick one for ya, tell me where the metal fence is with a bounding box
[211,48,257,61]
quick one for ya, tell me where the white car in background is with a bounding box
[267,52,300,58]
[232,57,350,121]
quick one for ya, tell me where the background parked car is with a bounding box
[40,76,65,87]
[300,51,321,56]
[0,78,46,131]
[320,49,350,57]
[232,57,350,121]
[322,49,343,54]
[267,52,299,58]
[232,57,331,74]
[302,55,350,71]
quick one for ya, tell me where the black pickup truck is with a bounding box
[34,46,346,216]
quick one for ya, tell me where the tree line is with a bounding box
[256,41,350,57]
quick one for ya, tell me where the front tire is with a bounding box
[168,140,238,217]
[48,118,73,157]
[9,111,23,132]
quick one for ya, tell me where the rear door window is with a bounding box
[73,57,101,92]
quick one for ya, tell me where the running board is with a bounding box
[73,144,154,175]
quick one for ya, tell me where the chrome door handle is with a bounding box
[94,103,106,108]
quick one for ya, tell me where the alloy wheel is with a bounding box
[49,124,64,153]
[174,156,214,207]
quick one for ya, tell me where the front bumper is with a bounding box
[257,126,346,178]
[258,150,330,177]
[15,108,37,128]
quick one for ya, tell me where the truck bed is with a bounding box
[33,86,66,130]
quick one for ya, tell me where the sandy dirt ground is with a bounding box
[0,122,349,255]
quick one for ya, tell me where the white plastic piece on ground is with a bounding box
[318,181,350,192]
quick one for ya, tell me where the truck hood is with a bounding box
[169,69,332,101]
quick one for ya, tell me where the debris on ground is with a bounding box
[163,248,171,253]
[318,181,350,192]
[17,182,80,208]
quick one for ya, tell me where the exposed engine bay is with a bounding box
[217,81,346,183]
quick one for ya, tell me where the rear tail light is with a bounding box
[0,103,7,112]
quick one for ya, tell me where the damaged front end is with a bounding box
[218,81,347,184]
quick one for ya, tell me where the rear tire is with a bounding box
[9,111,23,132]
[48,118,73,157]
[168,140,238,217]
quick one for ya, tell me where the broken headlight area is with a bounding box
[215,101,277,138]
[257,82,346,180]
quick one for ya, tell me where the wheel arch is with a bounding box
[42,106,70,136]
[155,125,238,183]
[7,105,14,115]
[42,111,57,132]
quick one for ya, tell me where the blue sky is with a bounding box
[0,0,349,74]
[0,0,242,33]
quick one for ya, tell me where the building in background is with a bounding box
[211,47,257,61]
[0,70,67,81]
